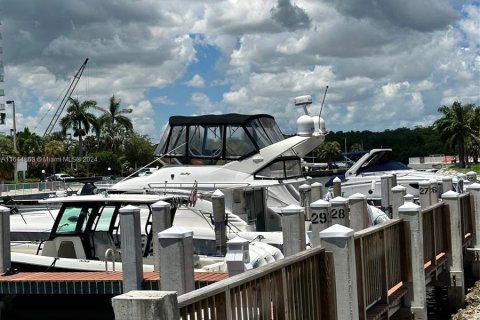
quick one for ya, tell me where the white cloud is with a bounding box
[185,74,205,88]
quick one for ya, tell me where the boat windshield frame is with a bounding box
[154,114,285,164]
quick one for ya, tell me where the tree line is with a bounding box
[0,95,155,181]
[314,101,480,168]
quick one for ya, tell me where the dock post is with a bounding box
[310,182,323,202]
[418,180,431,208]
[226,236,252,276]
[404,193,414,203]
[0,206,11,274]
[391,185,407,219]
[299,184,312,220]
[442,190,465,309]
[309,200,331,247]
[332,177,342,197]
[319,224,359,320]
[112,290,179,320]
[281,204,306,257]
[380,174,393,214]
[330,196,349,227]
[151,201,172,271]
[348,193,368,231]
[467,183,480,278]
[429,179,439,204]
[158,226,195,294]
[398,202,427,319]
[442,177,453,193]
[212,190,227,256]
[457,174,466,193]
[467,171,478,184]
[119,205,143,292]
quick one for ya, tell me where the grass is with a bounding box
[446,163,480,175]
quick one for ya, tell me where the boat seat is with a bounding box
[91,231,120,261]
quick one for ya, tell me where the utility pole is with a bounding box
[6,100,17,183]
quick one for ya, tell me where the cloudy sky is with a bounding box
[0,0,478,141]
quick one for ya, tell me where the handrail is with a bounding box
[104,248,116,272]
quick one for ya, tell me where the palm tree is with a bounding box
[434,101,478,168]
[44,140,65,174]
[60,97,98,157]
[315,141,342,169]
[94,95,133,152]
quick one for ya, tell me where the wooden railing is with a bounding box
[354,219,407,319]
[177,246,336,320]
[422,202,449,277]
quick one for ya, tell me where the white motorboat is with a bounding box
[111,95,327,232]
[326,149,461,199]
[10,193,284,272]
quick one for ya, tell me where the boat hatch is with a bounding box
[154,114,285,164]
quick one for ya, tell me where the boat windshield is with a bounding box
[154,114,285,164]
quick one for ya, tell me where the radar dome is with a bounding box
[297,115,315,136]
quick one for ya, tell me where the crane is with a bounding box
[43,58,89,137]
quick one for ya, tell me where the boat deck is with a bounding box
[0,271,228,295]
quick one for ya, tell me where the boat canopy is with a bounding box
[154,113,286,164]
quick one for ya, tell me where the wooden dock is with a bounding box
[0,271,228,295]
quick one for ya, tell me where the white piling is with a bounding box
[112,291,180,320]
[0,206,11,274]
[404,193,414,203]
[418,180,431,208]
[391,185,407,219]
[332,177,342,198]
[299,184,312,220]
[380,174,393,213]
[348,193,368,231]
[442,177,453,193]
[319,224,359,320]
[281,204,306,257]
[429,179,439,204]
[158,226,195,295]
[119,205,144,292]
[398,202,427,319]
[442,190,465,309]
[309,200,331,247]
[212,189,227,256]
[467,171,478,183]
[151,201,172,271]
[329,196,349,227]
[467,183,480,278]
[310,182,323,202]
[225,236,252,276]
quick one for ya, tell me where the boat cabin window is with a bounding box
[55,206,94,234]
[255,156,302,180]
[154,114,285,164]
[94,205,117,232]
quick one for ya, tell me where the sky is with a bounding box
[0,0,478,141]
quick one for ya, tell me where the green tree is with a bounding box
[94,95,133,152]
[123,132,155,170]
[434,101,478,168]
[315,141,342,169]
[17,127,43,156]
[60,97,98,157]
[44,140,65,174]
[0,136,16,183]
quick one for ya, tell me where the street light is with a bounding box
[6,100,17,184]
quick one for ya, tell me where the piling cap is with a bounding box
[119,205,140,215]
[319,224,354,238]
[333,176,342,183]
[212,189,224,197]
[330,196,348,204]
[151,200,170,208]
[158,226,193,238]
[299,184,311,191]
[398,201,421,212]
[311,182,323,187]
[281,204,304,215]
[419,180,430,186]
[466,183,480,191]
[392,185,407,192]
[442,176,453,182]
[429,178,437,184]
[442,190,460,199]
[310,199,331,208]
[348,193,366,200]
[404,194,414,202]
[227,236,249,245]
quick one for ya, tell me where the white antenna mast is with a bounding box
[318,85,329,118]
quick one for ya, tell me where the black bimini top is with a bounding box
[155,113,285,163]
[169,113,274,126]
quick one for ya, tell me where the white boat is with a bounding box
[326,148,460,199]
[10,193,284,272]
